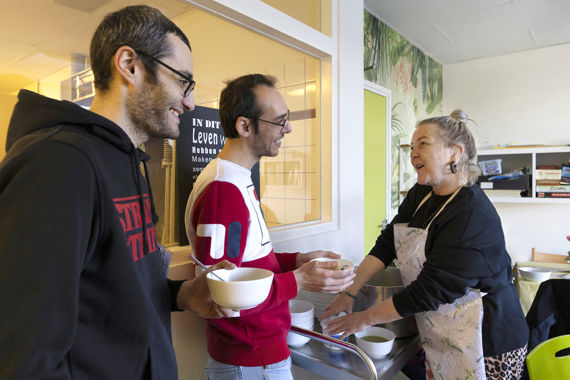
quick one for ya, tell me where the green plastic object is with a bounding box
[526,334,570,380]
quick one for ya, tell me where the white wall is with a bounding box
[444,43,570,148]
[444,44,570,263]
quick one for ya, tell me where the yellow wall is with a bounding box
[363,90,387,253]
[0,93,18,160]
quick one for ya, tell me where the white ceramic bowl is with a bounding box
[287,325,312,347]
[206,267,274,310]
[310,257,354,271]
[355,326,396,358]
[519,267,551,282]
[287,318,314,347]
[289,299,314,317]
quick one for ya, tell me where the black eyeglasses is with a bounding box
[255,110,290,133]
[135,50,195,97]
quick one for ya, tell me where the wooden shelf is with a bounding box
[478,146,570,204]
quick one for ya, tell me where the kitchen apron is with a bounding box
[394,188,486,380]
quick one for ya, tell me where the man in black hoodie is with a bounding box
[0,5,233,379]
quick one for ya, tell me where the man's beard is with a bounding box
[126,80,179,142]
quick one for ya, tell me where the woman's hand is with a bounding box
[323,310,374,340]
[324,298,402,340]
[318,292,354,321]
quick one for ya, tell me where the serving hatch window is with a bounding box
[0,0,332,246]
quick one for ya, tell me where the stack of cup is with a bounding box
[287,299,314,347]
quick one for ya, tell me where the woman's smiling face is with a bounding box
[410,123,458,193]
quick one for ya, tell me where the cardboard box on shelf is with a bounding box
[536,179,561,186]
[536,169,562,180]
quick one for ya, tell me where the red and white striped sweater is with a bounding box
[185,158,298,366]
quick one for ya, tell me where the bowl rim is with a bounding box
[289,299,315,314]
[310,257,354,269]
[518,267,551,273]
[354,326,396,342]
[207,267,274,283]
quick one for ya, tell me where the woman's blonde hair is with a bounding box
[418,109,481,185]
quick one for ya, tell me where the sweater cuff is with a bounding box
[274,252,299,272]
[168,279,185,312]
[392,289,416,319]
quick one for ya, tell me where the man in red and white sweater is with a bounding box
[185,74,355,379]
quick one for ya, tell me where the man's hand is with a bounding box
[295,250,341,268]
[293,259,355,293]
[177,260,236,318]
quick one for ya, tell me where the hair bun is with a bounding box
[449,109,468,124]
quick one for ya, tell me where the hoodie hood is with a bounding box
[6,90,159,248]
[6,89,134,154]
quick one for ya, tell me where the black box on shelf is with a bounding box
[477,174,531,192]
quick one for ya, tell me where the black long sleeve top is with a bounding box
[370,183,529,356]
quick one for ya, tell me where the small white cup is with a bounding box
[320,312,347,350]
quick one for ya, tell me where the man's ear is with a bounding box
[235,116,252,137]
[113,46,138,86]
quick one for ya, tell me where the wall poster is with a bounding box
[364,10,443,214]
[176,106,260,245]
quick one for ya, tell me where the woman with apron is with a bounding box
[322,110,528,379]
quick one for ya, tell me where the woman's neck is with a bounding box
[432,177,465,195]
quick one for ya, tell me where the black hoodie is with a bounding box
[0,90,183,379]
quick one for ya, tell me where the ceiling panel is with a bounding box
[365,0,570,63]
[0,0,87,45]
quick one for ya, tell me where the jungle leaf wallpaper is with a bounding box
[364,10,443,212]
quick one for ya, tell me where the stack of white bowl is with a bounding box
[287,299,314,347]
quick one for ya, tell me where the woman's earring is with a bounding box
[450,161,457,174]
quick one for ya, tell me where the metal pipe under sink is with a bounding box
[289,325,378,380]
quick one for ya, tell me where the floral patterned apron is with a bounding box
[394,188,486,380]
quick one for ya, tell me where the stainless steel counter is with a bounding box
[289,324,421,380]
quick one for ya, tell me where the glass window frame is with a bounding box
[188,0,339,243]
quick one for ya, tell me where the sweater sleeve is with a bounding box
[392,190,495,317]
[188,181,297,315]
[274,252,298,272]
[0,141,97,378]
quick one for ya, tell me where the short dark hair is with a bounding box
[90,5,191,92]
[219,74,277,138]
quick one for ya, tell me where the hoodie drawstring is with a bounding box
[131,147,159,256]
[141,159,159,224]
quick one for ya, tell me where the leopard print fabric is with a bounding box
[484,344,527,379]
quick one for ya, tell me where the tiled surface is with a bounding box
[260,58,322,228]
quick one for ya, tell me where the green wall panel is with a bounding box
[364,89,387,253]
